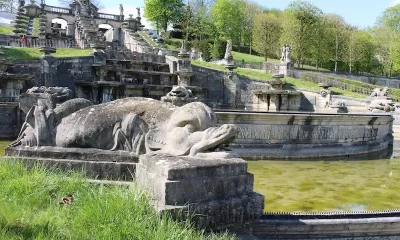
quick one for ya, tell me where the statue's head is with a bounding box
[167,85,192,98]
[145,102,237,157]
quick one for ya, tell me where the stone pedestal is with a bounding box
[224,71,241,109]
[279,62,294,77]
[40,54,57,87]
[136,154,264,230]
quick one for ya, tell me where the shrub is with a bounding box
[211,39,227,60]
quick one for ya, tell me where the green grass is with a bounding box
[0,25,14,35]
[232,51,281,64]
[248,159,400,212]
[192,60,366,99]
[139,31,158,48]
[0,160,234,239]
[1,47,93,60]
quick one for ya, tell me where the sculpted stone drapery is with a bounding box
[10,98,237,158]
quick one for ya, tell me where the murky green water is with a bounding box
[0,140,10,157]
[248,160,400,212]
[2,140,399,213]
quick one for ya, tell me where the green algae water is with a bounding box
[0,140,10,156]
[2,140,399,213]
[248,159,400,213]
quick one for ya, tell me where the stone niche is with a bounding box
[136,154,264,230]
[252,76,301,112]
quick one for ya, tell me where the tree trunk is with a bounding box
[335,34,338,73]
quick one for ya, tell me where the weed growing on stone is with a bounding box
[0,161,235,240]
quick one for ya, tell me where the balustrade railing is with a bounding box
[0,97,19,103]
[98,13,121,21]
[44,5,72,14]
[0,35,77,49]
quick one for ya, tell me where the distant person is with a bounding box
[21,35,27,47]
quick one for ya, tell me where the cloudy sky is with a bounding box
[44,0,399,29]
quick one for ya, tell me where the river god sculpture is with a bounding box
[10,97,237,158]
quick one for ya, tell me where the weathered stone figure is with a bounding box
[161,85,198,106]
[285,45,292,63]
[11,98,237,158]
[281,44,292,63]
[136,7,141,17]
[280,44,286,62]
[368,87,396,112]
[119,4,123,16]
[224,39,233,61]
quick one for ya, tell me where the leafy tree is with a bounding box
[252,13,282,61]
[280,0,322,68]
[370,26,396,77]
[349,29,376,74]
[242,1,263,53]
[210,0,245,44]
[0,0,18,13]
[323,13,350,72]
[377,4,400,33]
[144,0,184,33]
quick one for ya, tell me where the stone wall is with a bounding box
[12,56,94,93]
[216,111,393,159]
[0,103,21,139]
[191,66,271,109]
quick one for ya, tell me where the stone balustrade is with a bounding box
[0,35,75,48]
[44,5,72,14]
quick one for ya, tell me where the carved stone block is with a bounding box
[136,153,264,229]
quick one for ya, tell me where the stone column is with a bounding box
[177,40,193,87]
[223,71,241,109]
[40,55,57,87]
[269,94,280,111]
[67,23,75,37]
[281,94,289,111]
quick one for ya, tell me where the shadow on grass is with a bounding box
[1,222,51,239]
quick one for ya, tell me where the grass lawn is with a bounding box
[232,51,281,64]
[1,47,93,60]
[139,31,158,48]
[0,160,234,239]
[0,25,14,35]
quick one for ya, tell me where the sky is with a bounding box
[44,0,399,29]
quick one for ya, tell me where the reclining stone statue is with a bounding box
[367,87,396,113]
[10,97,237,158]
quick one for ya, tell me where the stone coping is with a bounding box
[215,109,392,117]
[252,216,400,239]
[6,146,139,162]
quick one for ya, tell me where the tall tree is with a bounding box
[323,13,350,72]
[210,0,245,44]
[252,13,282,61]
[242,1,262,53]
[280,0,322,68]
[144,0,184,33]
[0,0,18,13]
[377,4,400,33]
[184,0,214,40]
[348,29,376,74]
